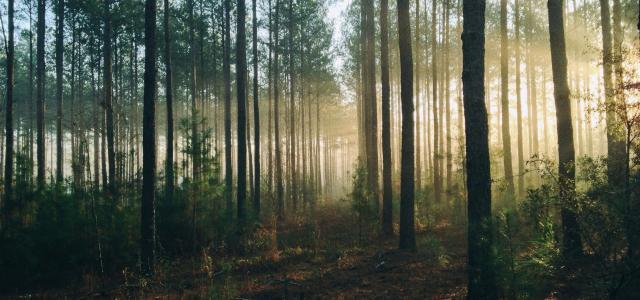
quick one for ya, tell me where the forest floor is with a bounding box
[236,222,468,299]
[18,203,472,299]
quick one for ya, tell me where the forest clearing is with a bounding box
[1,0,640,298]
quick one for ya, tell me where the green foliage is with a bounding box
[349,160,377,243]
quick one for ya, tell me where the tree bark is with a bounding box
[55,0,64,184]
[381,0,393,236]
[515,0,525,198]
[362,0,379,210]
[141,0,158,275]
[397,0,415,250]
[36,0,46,190]
[188,0,200,181]
[104,0,116,195]
[252,0,261,216]
[463,0,497,297]
[4,0,15,222]
[431,0,441,203]
[164,0,174,200]
[500,0,515,195]
[237,0,248,225]
[548,0,582,256]
[600,0,625,188]
[274,0,284,220]
[223,0,233,216]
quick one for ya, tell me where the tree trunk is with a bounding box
[237,0,248,225]
[611,0,628,192]
[141,0,158,275]
[548,0,582,256]
[164,0,174,200]
[224,0,233,216]
[55,0,64,184]
[515,0,525,198]
[599,0,625,188]
[4,0,15,223]
[36,0,46,190]
[414,0,421,190]
[104,0,116,195]
[463,0,497,297]
[252,0,261,216]
[288,0,297,212]
[431,0,441,204]
[274,0,284,220]
[188,0,200,181]
[500,0,515,196]
[381,0,393,236]
[397,0,415,250]
[362,0,379,211]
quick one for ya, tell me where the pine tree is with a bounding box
[397,0,415,250]
[463,0,497,297]
[141,0,158,275]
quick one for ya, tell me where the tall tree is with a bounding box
[164,0,174,199]
[141,0,158,275]
[223,0,233,216]
[381,0,392,236]
[362,0,379,209]
[413,0,421,190]
[463,0,497,297]
[36,0,45,190]
[515,0,525,198]
[188,0,200,180]
[55,0,64,184]
[431,0,441,203]
[252,0,261,216]
[237,0,248,224]
[599,0,625,188]
[104,0,116,194]
[274,0,284,220]
[548,0,582,256]
[288,0,297,211]
[500,0,515,195]
[611,0,627,192]
[397,0,415,250]
[4,0,15,220]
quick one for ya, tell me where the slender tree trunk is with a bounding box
[463,1,497,297]
[267,0,274,195]
[431,0,441,203]
[104,0,116,195]
[444,0,452,195]
[397,0,415,250]
[141,0,158,275]
[515,0,525,198]
[363,0,379,211]
[252,0,261,216]
[414,0,421,190]
[611,0,628,192]
[164,0,174,200]
[500,0,515,196]
[36,0,45,190]
[600,0,625,187]
[28,0,34,188]
[381,0,393,236]
[288,0,297,212]
[4,0,15,223]
[274,0,284,220]
[188,0,200,181]
[224,0,233,216]
[237,0,248,225]
[548,0,582,256]
[55,0,64,184]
